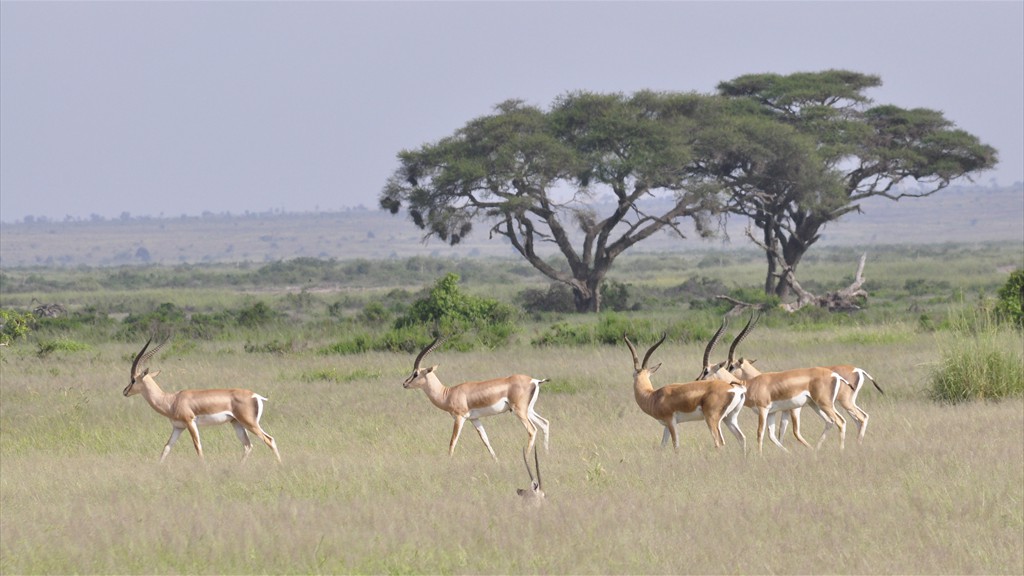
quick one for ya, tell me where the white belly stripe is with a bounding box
[194,411,234,426]
[468,398,510,419]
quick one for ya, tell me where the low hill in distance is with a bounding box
[1,184,1021,268]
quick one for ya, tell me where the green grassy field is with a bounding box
[1,230,1022,574]
[1,328,1022,574]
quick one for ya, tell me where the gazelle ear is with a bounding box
[649,363,662,375]
[749,358,758,365]
[148,370,160,378]
[427,365,439,373]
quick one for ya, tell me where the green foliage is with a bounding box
[244,339,295,354]
[121,302,186,337]
[298,367,382,384]
[517,284,576,314]
[531,313,716,347]
[395,273,517,343]
[930,305,1024,403]
[995,269,1024,327]
[236,301,277,328]
[319,325,431,356]
[36,338,90,357]
[0,309,33,345]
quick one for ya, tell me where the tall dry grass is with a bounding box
[1,329,1022,574]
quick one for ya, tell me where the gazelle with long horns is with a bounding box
[124,338,281,463]
[711,312,883,445]
[624,334,746,451]
[698,314,852,453]
[402,336,550,459]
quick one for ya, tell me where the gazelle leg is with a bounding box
[789,409,813,449]
[705,410,726,448]
[766,411,788,451]
[756,407,770,455]
[449,416,467,457]
[243,421,281,462]
[809,402,847,450]
[661,426,672,448]
[724,409,747,453]
[667,420,679,449]
[233,421,254,462]
[529,411,550,451]
[160,426,184,463]
[854,407,869,441]
[841,398,868,442]
[185,420,204,461]
[469,418,498,460]
[513,408,538,457]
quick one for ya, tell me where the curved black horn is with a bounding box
[130,338,152,377]
[533,444,541,490]
[702,318,729,371]
[728,311,760,365]
[522,446,535,484]
[623,334,641,371]
[413,335,446,371]
[642,333,667,369]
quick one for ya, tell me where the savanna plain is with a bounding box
[1,216,1022,574]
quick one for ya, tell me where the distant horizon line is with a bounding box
[2,180,1021,226]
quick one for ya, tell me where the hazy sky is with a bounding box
[2,1,1022,222]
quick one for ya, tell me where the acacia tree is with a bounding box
[713,70,998,303]
[381,91,722,312]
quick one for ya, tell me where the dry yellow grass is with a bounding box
[1,334,1022,574]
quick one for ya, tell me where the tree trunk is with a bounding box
[570,276,603,313]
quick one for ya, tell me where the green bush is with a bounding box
[995,269,1024,327]
[394,273,517,345]
[0,309,33,346]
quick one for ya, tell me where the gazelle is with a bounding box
[516,445,545,505]
[716,313,883,445]
[402,336,550,459]
[699,315,851,453]
[624,334,746,451]
[124,338,281,463]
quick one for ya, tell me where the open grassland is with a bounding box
[2,329,1022,575]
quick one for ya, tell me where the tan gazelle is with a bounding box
[713,313,883,445]
[124,338,281,463]
[699,314,852,453]
[624,334,746,451]
[402,336,550,459]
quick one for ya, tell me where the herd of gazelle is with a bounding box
[123,313,881,498]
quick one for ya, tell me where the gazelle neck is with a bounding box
[137,375,176,417]
[633,371,655,399]
[419,372,452,411]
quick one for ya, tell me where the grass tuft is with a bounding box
[930,305,1024,402]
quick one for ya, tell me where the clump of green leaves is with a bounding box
[995,269,1024,327]
[0,309,33,346]
[394,273,517,348]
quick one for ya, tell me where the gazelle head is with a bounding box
[623,333,666,378]
[402,335,447,389]
[125,337,167,396]
[516,445,545,504]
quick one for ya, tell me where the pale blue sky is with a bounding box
[2,1,1021,222]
